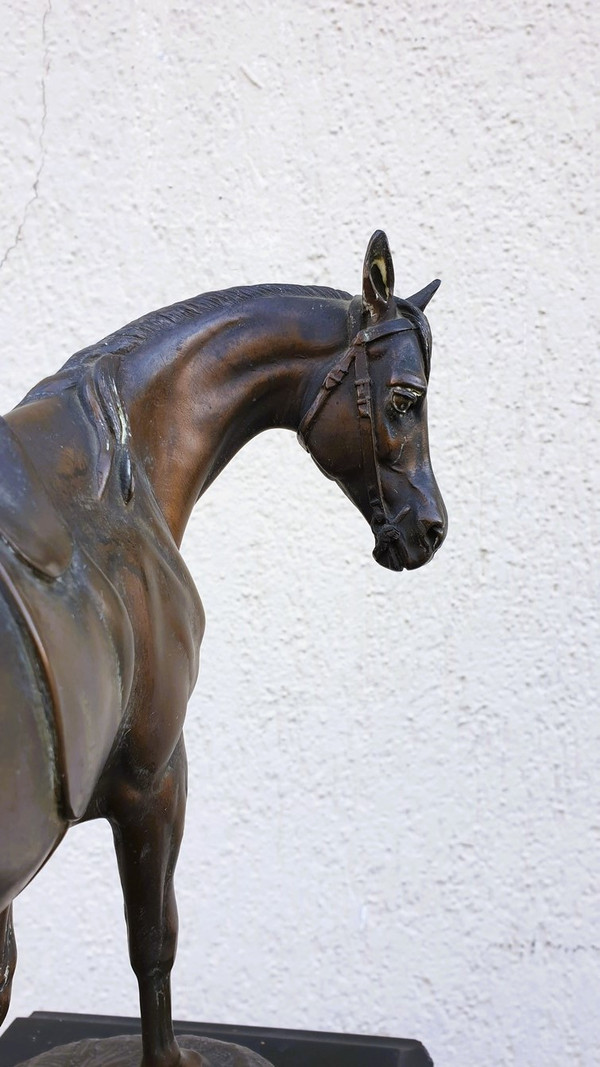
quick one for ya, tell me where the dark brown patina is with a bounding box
[0,232,446,1067]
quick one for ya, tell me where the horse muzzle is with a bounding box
[371,506,447,572]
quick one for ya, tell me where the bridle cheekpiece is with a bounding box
[297,299,417,531]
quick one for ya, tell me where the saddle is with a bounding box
[0,415,73,577]
[0,415,133,820]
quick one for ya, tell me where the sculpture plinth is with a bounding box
[0,1013,435,1067]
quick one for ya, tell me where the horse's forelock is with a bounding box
[395,297,432,376]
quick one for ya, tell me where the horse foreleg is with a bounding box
[0,904,16,1026]
[108,739,200,1067]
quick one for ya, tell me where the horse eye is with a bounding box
[390,391,412,414]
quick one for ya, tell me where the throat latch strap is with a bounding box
[296,344,357,449]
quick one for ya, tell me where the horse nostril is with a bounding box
[424,520,445,553]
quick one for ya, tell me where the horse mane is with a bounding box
[18,284,429,504]
[18,284,351,504]
[22,283,352,403]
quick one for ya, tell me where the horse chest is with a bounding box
[127,526,205,695]
[85,530,205,802]
[94,499,205,772]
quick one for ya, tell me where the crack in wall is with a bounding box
[0,0,52,274]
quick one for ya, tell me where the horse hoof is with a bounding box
[178,1050,205,1067]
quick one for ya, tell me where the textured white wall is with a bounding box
[1,2,598,1065]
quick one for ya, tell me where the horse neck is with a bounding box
[117,290,351,544]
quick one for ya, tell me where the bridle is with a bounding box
[297,297,418,533]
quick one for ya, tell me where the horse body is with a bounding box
[0,233,446,1067]
[0,378,204,870]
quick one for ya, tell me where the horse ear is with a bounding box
[362,230,395,318]
[407,278,441,311]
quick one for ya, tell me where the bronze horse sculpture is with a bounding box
[0,232,446,1067]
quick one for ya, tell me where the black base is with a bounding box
[1,1033,272,1067]
[0,1013,433,1067]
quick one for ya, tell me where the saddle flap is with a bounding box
[0,415,73,578]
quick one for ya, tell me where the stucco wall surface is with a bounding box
[0,2,598,1065]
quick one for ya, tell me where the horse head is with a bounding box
[298,231,447,572]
